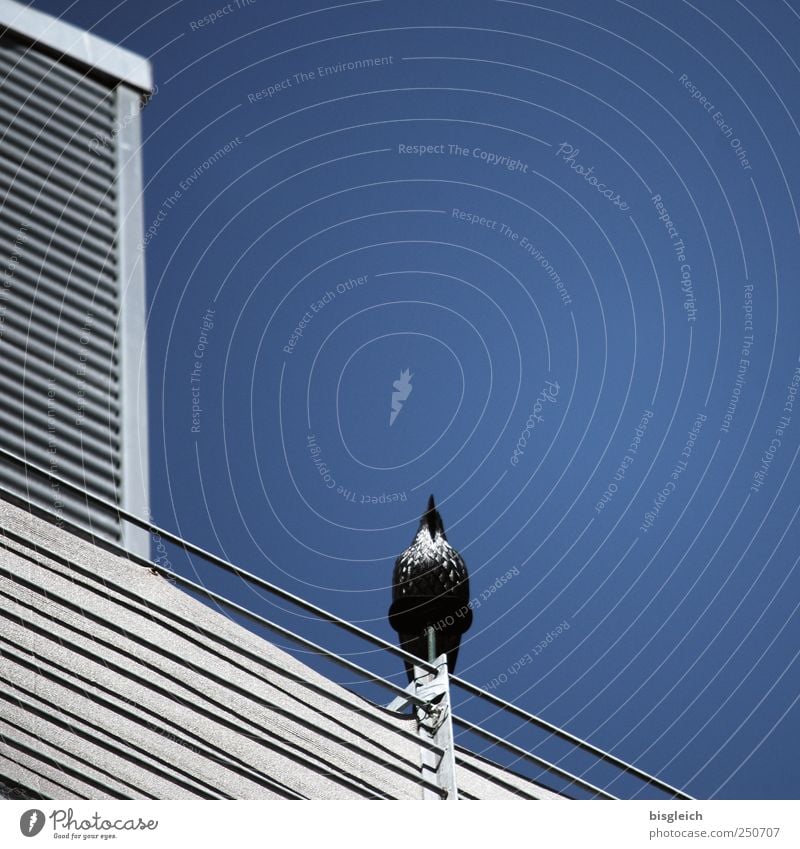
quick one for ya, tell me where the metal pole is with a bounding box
[426,625,436,664]
[415,653,459,800]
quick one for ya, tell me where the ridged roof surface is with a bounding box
[0,498,563,800]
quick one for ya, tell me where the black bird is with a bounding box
[389,495,473,681]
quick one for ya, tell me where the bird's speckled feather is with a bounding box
[389,495,472,679]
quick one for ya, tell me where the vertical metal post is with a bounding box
[414,653,459,800]
[426,625,436,663]
[116,84,150,559]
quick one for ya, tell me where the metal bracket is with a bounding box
[413,654,459,800]
[385,680,419,713]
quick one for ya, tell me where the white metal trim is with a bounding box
[116,85,150,558]
[0,0,152,93]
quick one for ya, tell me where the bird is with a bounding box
[389,495,473,681]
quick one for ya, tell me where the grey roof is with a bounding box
[0,0,152,92]
[0,497,565,800]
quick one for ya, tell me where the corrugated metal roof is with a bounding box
[0,497,565,800]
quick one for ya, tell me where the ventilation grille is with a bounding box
[0,35,123,542]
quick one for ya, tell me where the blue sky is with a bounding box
[31,0,800,799]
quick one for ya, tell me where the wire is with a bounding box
[0,567,440,799]
[15,527,437,756]
[0,446,693,798]
[2,639,307,799]
[452,713,614,799]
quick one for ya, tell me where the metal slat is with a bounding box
[0,235,118,303]
[0,38,121,104]
[0,357,120,434]
[0,433,120,500]
[0,40,117,116]
[2,151,115,242]
[0,57,112,121]
[0,169,117,254]
[453,752,541,800]
[0,34,124,547]
[0,118,116,199]
[0,474,122,539]
[0,441,120,503]
[0,377,120,454]
[0,318,119,389]
[0,285,118,351]
[0,195,116,271]
[0,276,119,362]
[0,63,117,147]
[0,342,120,423]
[0,439,120,505]
[0,89,116,178]
[0,178,118,264]
[0,413,120,495]
[0,77,116,158]
[0,314,118,391]
[5,252,119,317]
[0,24,150,553]
[0,146,116,219]
[7,238,119,301]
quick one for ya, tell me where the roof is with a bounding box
[0,0,152,93]
[0,497,564,800]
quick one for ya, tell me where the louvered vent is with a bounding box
[0,34,124,543]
